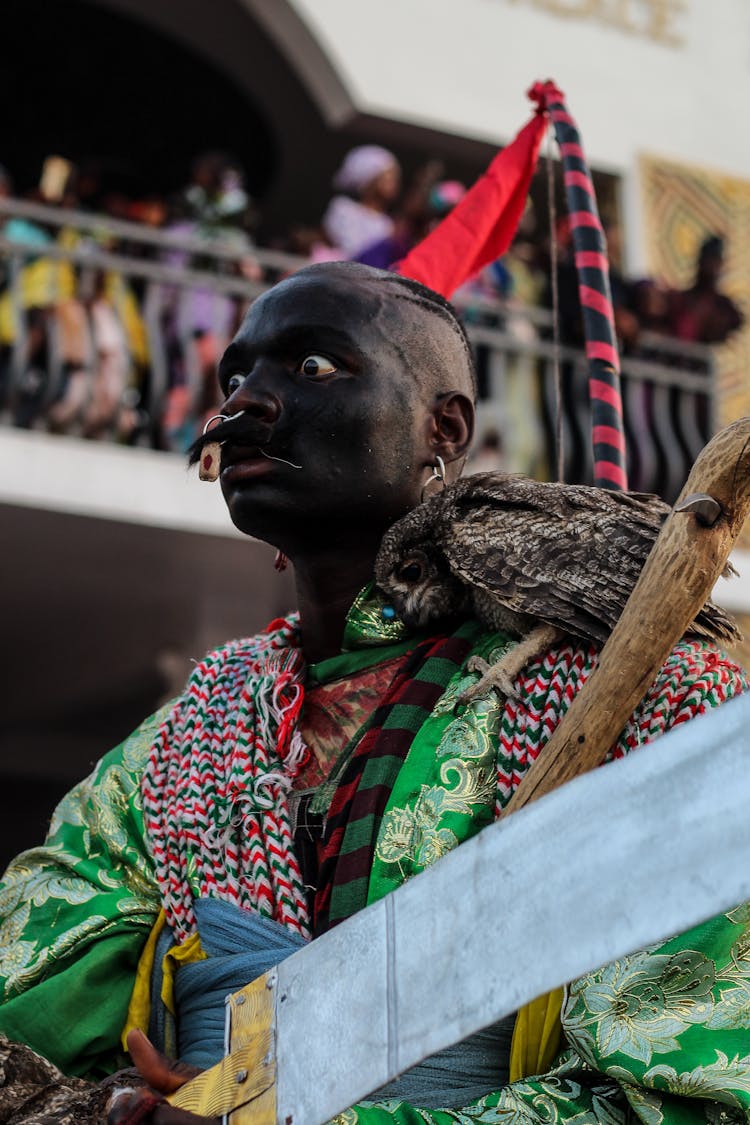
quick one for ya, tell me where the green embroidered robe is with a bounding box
[0,613,748,1124]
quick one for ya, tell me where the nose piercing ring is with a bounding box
[202,411,245,435]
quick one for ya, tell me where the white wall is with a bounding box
[290,0,749,177]
[289,0,749,270]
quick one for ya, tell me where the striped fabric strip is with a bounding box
[315,629,475,933]
[546,91,628,491]
[586,340,621,368]
[564,169,595,194]
[592,424,627,453]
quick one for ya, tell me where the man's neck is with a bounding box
[292,551,378,663]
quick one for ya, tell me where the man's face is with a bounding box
[214,268,433,550]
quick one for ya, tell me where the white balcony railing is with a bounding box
[0,196,716,505]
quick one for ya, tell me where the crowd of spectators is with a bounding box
[0,145,743,463]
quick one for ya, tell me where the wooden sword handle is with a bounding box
[502,415,750,818]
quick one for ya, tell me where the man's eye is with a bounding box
[226,373,245,394]
[297,354,337,378]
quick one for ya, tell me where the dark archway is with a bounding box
[1,0,507,243]
[1,0,278,202]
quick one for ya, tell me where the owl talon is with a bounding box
[459,658,520,706]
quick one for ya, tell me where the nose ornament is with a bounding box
[199,411,245,482]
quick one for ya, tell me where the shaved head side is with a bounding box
[282,261,477,403]
[382,273,477,402]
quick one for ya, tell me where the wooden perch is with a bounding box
[502,415,750,818]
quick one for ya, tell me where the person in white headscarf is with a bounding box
[321,145,401,259]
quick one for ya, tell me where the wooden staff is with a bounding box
[502,415,750,817]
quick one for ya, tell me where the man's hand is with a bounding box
[107,1030,216,1125]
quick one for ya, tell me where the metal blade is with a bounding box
[273,692,750,1124]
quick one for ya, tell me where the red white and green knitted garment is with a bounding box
[142,615,312,942]
[142,614,744,944]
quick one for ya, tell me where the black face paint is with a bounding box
[208,263,473,552]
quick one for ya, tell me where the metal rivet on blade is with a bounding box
[236,1070,248,1084]
[235,995,246,1006]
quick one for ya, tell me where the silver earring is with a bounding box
[421,455,446,502]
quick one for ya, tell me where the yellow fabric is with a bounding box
[121,910,168,1049]
[19,259,76,307]
[0,259,77,345]
[121,914,207,1050]
[0,293,15,346]
[160,932,207,1016]
[105,273,150,365]
[508,987,564,1082]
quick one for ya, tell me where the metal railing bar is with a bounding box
[0,196,310,272]
[0,236,266,300]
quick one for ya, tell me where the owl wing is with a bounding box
[441,474,668,643]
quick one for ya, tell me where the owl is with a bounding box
[374,471,740,701]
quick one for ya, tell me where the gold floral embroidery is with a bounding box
[565,950,716,1065]
[327,1110,359,1125]
[726,904,750,927]
[706,983,750,1030]
[48,784,90,839]
[0,900,35,986]
[342,583,409,649]
[617,1081,665,1125]
[0,711,160,1002]
[699,927,750,1031]
[376,757,495,874]
[377,793,458,870]
[451,1065,628,1123]
[376,657,501,875]
[644,1052,750,1107]
[704,1104,748,1124]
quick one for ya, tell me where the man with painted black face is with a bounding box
[208,263,476,662]
[1,262,749,1125]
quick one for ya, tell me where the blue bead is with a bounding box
[381,605,396,620]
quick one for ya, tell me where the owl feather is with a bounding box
[375,472,740,699]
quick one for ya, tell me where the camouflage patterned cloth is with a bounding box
[0,1034,146,1124]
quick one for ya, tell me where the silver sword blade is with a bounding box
[273,692,750,1125]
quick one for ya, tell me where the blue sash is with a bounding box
[160,899,514,1108]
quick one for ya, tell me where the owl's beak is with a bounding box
[397,606,421,630]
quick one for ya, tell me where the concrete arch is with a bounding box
[95,0,355,129]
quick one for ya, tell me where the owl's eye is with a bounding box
[398,560,424,584]
[297,354,337,378]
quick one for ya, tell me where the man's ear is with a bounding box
[427,392,475,471]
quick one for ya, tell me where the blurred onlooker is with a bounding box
[158,151,259,451]
[540,216,640,352]
[321,145,401,259]
[668,235,743,345]
[630,278,672,336]
[357,171,465,270]
[455,202,547,478]
[0,158,95,430]
[602,220,640,352]
[501,204,546,309]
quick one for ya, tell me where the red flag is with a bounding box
[396,81,561,299]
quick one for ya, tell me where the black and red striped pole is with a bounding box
[399,80,628,492]
[530,82,628,491]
